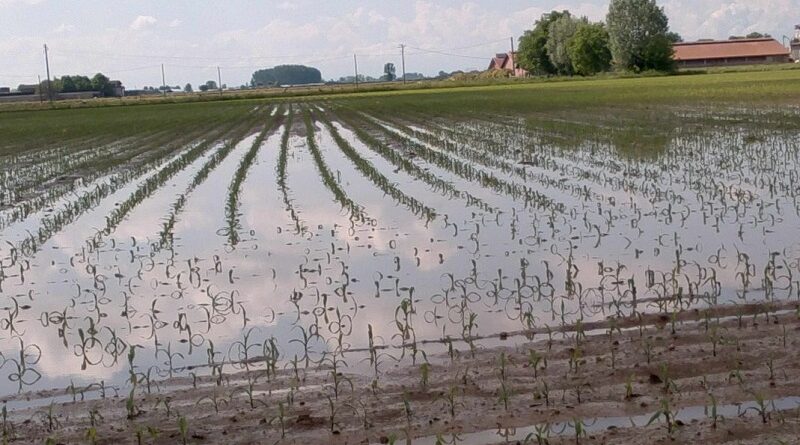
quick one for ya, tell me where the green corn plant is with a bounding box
[746,392,772,424]
[523,423,551,445]
[498,381,512,411]
[269,401,286,439]
[85,426,98,445]
[528,350,545,378]
[624,374,635,400]
[571,418,588,444]
[659,364,679,394]
[647,398,679,437]
[419,362,430,390]
[178,416,188,445]
[705,393,722,429]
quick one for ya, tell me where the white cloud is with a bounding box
[129,15,157,31]
[52,23,74,34]
[0,0,44,6]
[277,1,297,11]
[4,0,800,90]
[664,0,798,41]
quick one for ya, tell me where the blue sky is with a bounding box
[1,0,798,89]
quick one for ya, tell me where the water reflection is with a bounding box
[0,105,798,411]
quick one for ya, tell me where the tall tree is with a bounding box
[91,73,113,96]
[546,15,586,75]
[184,83,193,93]
[568,22,612,76]
[606,0,675,72]
[517,10,570,75]
[383,63,396,81]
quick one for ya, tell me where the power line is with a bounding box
[405,45,489,60]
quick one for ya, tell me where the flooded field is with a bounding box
[1,95,799,443]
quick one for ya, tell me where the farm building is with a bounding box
[109,80,125,97]
[488,52,528,77]
[673,38,791,68]
[791,25,800,61]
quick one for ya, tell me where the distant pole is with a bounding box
[400,44,407,84]
[161,64,166,96]
[217,66,223,96]
[510,36,516,73]
[353,54,359,89]
[43,44,53,103]
[37,75,43,103]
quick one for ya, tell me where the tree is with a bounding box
[517,10,570,75]
[205,80,218,90]
[546,15,586,75]
[568,22,612,76]
[60,76,76,93]
[730,32,771,40]
[91,73,113,96]
[607,0,675,72]
[383,63,396,81]
[251,65,322,87]
[198,84,209,92]
[666,32,683,43]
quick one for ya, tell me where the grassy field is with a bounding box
[3,68,800,154]
[0,68,799,444]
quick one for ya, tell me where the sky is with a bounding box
[1,0,799,89]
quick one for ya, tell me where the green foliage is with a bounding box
[91,73,114,96]
[251,65,322,87]
[184,83,193,93]
[517,10,570,75]
[545,15,585,75]
[606,0,674,72]
[60,75,93,93]
[568,23,612,76]
[383,63,397,81]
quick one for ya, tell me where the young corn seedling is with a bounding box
[647,398,680,437]
[178,416,188,445]
[528,350,546,378]
[705,393,722,429]
[269,401,287,439]
[659,364,679,394]
[746,392,772,424]
[523,423,551,445]
[85,426,98,445]
[419,362,430,391]
[440,386,463,421]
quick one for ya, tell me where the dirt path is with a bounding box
[6,301,800,444]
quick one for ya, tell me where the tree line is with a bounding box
[517,0,681,77]
[35,73,118,96]
[251,65,322,87]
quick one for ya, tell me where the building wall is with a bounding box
[792,43,800,61]
[677,55,790,68]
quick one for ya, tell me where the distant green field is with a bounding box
[2,68,799,154]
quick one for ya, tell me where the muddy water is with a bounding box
[0,108,798,404]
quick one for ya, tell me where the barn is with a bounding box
[673,38,791,68]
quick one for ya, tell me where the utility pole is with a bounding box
[161,64,166,96]
[217,66,223,96]
[43,44,53,103]
[400,44,407,84]
[510,36,517,74]
[353,54,359,89]
[37,75,43,103]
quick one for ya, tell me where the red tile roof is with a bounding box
[673,38,789,61]
[489,53,514,70]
